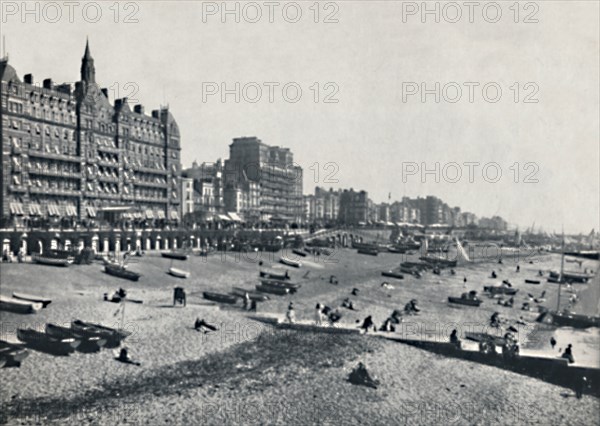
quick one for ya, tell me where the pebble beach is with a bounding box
[1,248,599,425]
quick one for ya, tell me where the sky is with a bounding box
[1,1,598,234]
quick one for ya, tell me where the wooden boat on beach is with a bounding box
[259,270,290,280]
[104,263,141,281]
[0,296,43,314]
[536,310,600,329]
[483,286,519,296]
[525,279,541,284]
[71,320,131,348]
[45,324,106,352]
[12,292,52,308]
[17,329,80,356]
[256,283,290,296]
[260,279,301,292]
[419,255,457,268]
[32,254,70,267]
[388,246,406,254]
[168,267,190,279]
[448,292,482,307]
[381,271,404,279]
[357,248,378,256]
[231,287,270,302]
[279,257,301,268]
[292,249,307,257]
[0,340,30,366]
[272,318,361,334]
[161,251,189,261]
[549,270,593,283]
[203,291,238,304]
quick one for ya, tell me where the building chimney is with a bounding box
[43,78,53,89]
[134,104,144,115]
[24,74,33,84]
[152,110,160,119]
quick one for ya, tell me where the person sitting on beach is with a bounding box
[342,298,356,310]
[329,275,338,284]
[538,270,544,276]
[433,268,441,275]
[498,259,503,264]
[381,282,394,290]
[479,337,496,355]
[491,271,497,279]
[561,344,575,364]
[404,299,420,315]
[118,347,131,363]
[522,302,531,311]
[450,269,456,275]
[490,312,501,328]
[450,329,461,349]
[286,302,296,323]
[194,318,218,333]
[351,288,359,296]
[348,362,379,389]
[328,309,342,324]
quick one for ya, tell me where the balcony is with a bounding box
[29,186,80,196]
[134,180,167,188]
[28,150,82,163]
[8,185,27,193]
[98,175,120,183]
[96,144,120,154]
[134,195,168,203]
[28,169,81,178]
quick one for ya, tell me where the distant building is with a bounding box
[224,136,303,223]
[180,177,194,219]
[1,41,182,227]
[339,189,369,225]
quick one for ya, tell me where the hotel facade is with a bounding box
[0,42,182,229]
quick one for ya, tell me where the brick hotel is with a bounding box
[0,41,182,228]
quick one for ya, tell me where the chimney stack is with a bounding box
[134,104,145,115]
[43,78,53,89]
[24,74,33,84]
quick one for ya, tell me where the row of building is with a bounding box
[304,189,508,230]
[1,42,182,228]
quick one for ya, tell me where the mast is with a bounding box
[556,227,565,311]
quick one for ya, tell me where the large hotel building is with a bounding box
[0,42,182,228]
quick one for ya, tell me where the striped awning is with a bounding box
[86,207,97,218]
[170,210,179,220]
[133,212,143,219]
[122,212,132,219]
[29,204,42,216]
[145,210,154,219]
[156,210,166,219]
[66,206,77,217]
[218,214,231,221]
[9,203,24,216]
[48,205,60,217]
[227,212,242,222]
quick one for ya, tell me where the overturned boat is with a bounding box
[17,329,80,356]
[279,257,301,268]
[203,291,238,304]
[12,292,52,308]
[168,267,190,279]
[104,263,141,281]
[71,320,131,348]
[536,310,600,329]
[0,296,43,314]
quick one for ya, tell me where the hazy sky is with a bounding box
[2,1,598,233]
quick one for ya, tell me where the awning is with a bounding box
[86,207,97,218]
[156,210,166,219]
[227,212,242,222]
[170,210,179,220]
[48,205,60,217]
[133,212,143,219]
[29,204,42,216]
[66,206,77,217]
[10,203,24,216]
[145,210,154,219]
[122,212,132,219]
[218,214,231,221]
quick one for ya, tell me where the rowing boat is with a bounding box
[448,296,482,307]
[161,251,189,260]
[357,248,378,256]
[32,254,70,267]
[292,249,307,257]
[168,267,190,279]
[17,329,79,356]
[0,296,43,314]
[45,324,107,352]
[256,283,290,296]
[484,286,519,296]
[104,264,141,281]
[259,279,301,291]
[279,257,301,268]
[381,271,404,279]
[71,320,130,348]
[0,340,30,364]
[203,291,238,304]
[259,270,290,280]
[12,292,52,308]
[525,279,541,284]
[231,287,270,302]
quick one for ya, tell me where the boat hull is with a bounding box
[203,292,238,304]
[161,252,189,260]
[256,284,289,296]
[12,293,52,308]
[0,296,42,314]
[448,297,482,307]
[104,265,141,281]
[381,271,404,279]
[17,329,79,356]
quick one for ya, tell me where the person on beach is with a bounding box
[575,376,587,399]
[562,344,575,363]
[539,270,544,276]
[194,318,218,333]
[490,312,501,328]
[550,337,557,349]
[491,271,497,279]
[516,265,520,272]
[351,288,359,296]
[286,302,296,323]
[243,292,250,310]
[360,315,375,333]
[315,303,324,325]
[450,329,461,349]
[342,298,356,310]
[348,362,379,389]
